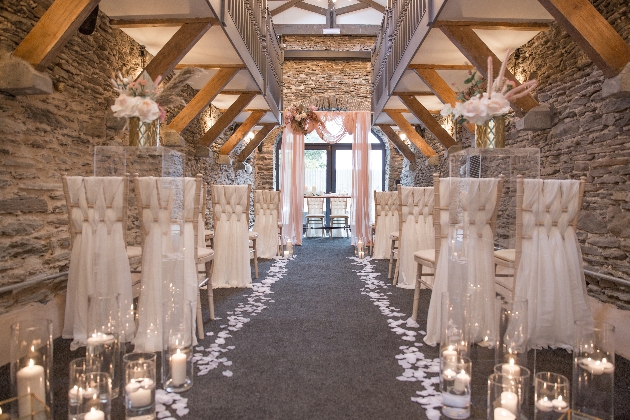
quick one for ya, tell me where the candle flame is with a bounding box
[509,358,515,366]
[448,345,453,351]
[176,348,181,355]
[28,359,34,368]
[91,407,97,412]
[558,396,563,402]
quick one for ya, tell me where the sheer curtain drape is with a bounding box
[280,111,371,245]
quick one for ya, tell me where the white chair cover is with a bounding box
[133,177,176,352]
[63,177,134,350]
[514,179,592,350]
[211,185,252,288]
[397,187,434,289]
[425,178,500,345]
[330,197,348,238]
[252,190,280,258]
[372,192,399,259]
[305,197,325,238]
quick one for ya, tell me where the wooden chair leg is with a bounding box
[196,290,204,339]
[206,260,215,320]
[253,238,258,279]
[412,263,422,321]
[388,239,396,278]
[393,252,400,286]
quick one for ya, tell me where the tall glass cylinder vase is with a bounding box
[475,116,505,148]
[128,117,159,147]
[87,295,121,399]
[162,300,194,392]
[69,357,99,420]
[495,297,528,367]
[440,292,471,358]
[572,320,614,419]
[10,318,53,420]
[488,372,526,419]
[441,356,472,419]
[534,372,569,419]
[492,364,531,419]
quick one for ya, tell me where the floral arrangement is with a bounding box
[441,50,538,125]
[110,67,201,123]
[284,104,320,135]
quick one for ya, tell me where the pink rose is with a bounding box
[483,92,510,116]
[135,98,161,122]
[461,96,490,125]
[111,94,139,118]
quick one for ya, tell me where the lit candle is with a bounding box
[171,349,187,386]
[284,250,290,258]
[580,357,605,375]
[552,395,568,412]
[17,359,46,419]
[126,378,153,408]
[502,358,521,377]
[286,239,293,256]
[442,368,456,381]
[536,397,553,412]
[601,358,614,374]
[357,239,363,252]
[453,371,470,393]
[86,333,115,346]
[500,391,518,415]
[442,346,457,366]
[494,407,516,420]
[84,407,105,420]
[358,251,364,259]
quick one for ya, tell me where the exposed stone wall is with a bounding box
[255,127,283,191]
[283,35,375,51]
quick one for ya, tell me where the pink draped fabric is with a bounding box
[280,111,371,246]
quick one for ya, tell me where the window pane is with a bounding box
[335,150,352,194]
[370,149,383,192]
[304,150,327,193]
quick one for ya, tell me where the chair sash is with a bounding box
[211,185,252,288]
[372,191,398,259]
[514,179,591,350]
[397,186,434,289]
[252,190,280,259]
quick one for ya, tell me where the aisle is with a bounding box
[188,237,436,419]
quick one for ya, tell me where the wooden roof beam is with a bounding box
[357,0,385,13]
[398,94,456,149]
[392,91,434,96]
[271,0,304,16]
[143,20,213,81]
[336,3,369,15]
[110,17,218,28]
[434,20,552,31]
[375,125,416,162]
[385,111,437,157]
[413,68,475,133]
[408,64,475,71]
[168,67,240,133]
[199,92,256,147]
[440,25,539,114]
[174,64,245,70]
[12,0,100,71]
[295,2,327,15]
[538,0,630,78]
[219,110,266,156]
[236,123,278,162]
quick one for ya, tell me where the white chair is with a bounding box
[61,175,137,350]
[252,190,281,258]
[210,184,253,288]
[329,197,349,237]
[372,191,399,259]
[499,176,590,349]
[392,185,435,288]
[305,197,326,237]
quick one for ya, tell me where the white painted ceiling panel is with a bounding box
[100,0,213,19]
[120,27,179,56]
[474,29,541,60]
[410,30,469,65]
[438,0,553,21]
[336,8,384,25]
[396,71,429,92]
[211,94,269,110]
[179,27,243,65]
[270,7,326,24]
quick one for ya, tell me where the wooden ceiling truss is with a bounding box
[236,124,278,162]
[397,94,456,149]
[219,110,266,156]
[199,92,257,147]
[385,111,437,158]
[374,124,416,162]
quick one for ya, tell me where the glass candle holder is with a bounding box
[123,352,156,420]
[87,295,121,399]
[440,356,471,419]
[534,372,569,420]
[492,363,531,419]
[10,318,53,420]
[162,300,194,392]
[80,372,111,420]
[572,320,614,420]
[495,297,528,367]
[440,292,471,358]
[69,357,99,420]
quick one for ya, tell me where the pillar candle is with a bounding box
[494,407,516,420]
[453,371,470,393]
[286,239,293,256]
[84,407,105,420]
[126,378,153,408]
[17,359,46,419]
[500,391,518,415]
[536,397,553,412]
[171,350,187,386]
[442,346,457,366]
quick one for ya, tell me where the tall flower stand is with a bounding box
[475,116,505,148]
[128,117,159,147]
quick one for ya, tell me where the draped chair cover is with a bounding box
[425,178,500,346]
[252,190,280,259]
[63,177,134,350]
[182,177,202,343]
[133,177,176,352]
[330,197,349,238]
[514,179,591,350]
[372,192,399,259]
[397,187,435,289]
[211,185,252,288]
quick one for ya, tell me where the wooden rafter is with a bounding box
[398,95,456,149]
[296,2,327,15]
[217,90,261,95]
[336,3,369,15]
[538,0,630,78]
[143,21,213,81]
[384,108,441,114]
[237,124,278,162]
[375,125,416,161]
[408,64,475,71]
[434,20,551,31]
[385,111,437,157]
[271,0,304,16]
[219,111,266,156]
[357,0,386,13]
[413,68,475,133]
[440,25,539,114]
[168,67,240,133]
[392,91,434,96]
[12,0,100,71]
[174,63,245,70]
[199,92,256,147]
[109,17,218,28]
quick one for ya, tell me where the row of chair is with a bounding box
[305,197,350,237]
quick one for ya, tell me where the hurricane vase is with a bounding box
[475,116,505,148]
[162,300,195,392]
[129,117,159,147]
